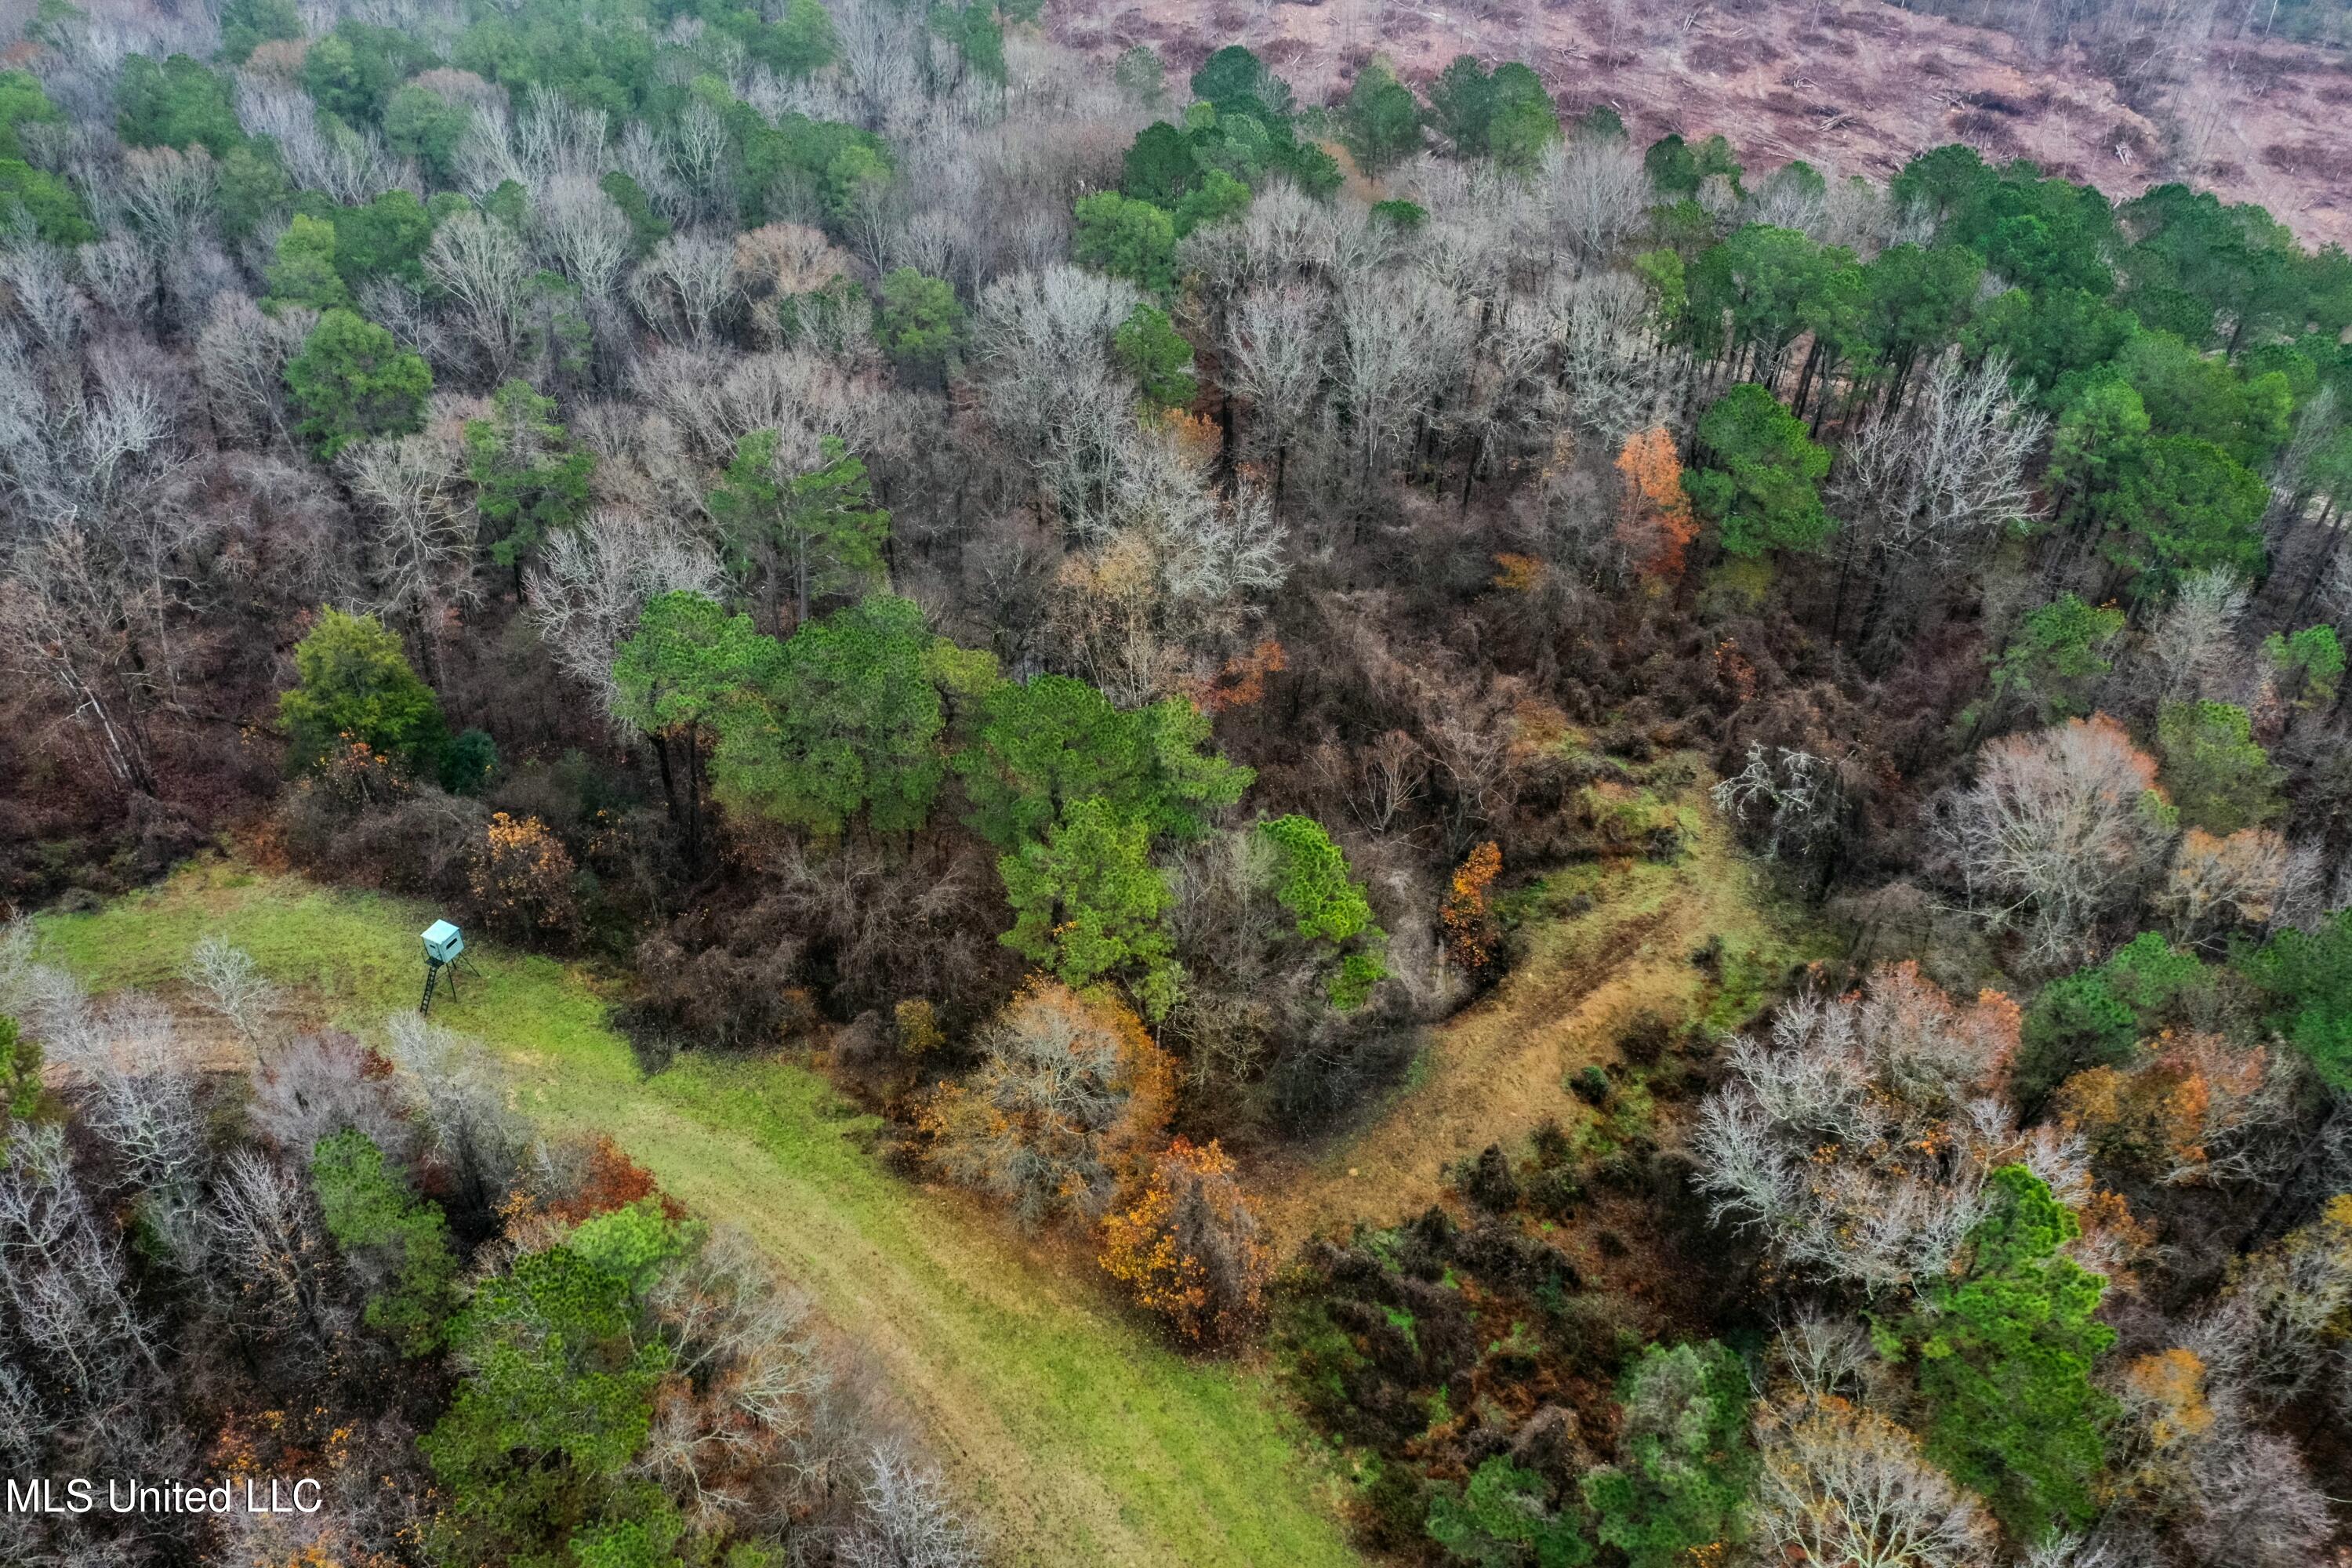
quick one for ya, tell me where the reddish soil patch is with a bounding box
[1045,0,2352,246]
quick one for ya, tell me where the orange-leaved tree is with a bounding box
[2157,826,2288,940]
[469,811,579,937]
[535,1137,669,1225]
[1490,553,1548,593]
[495,1135,684,1251]
[2121,1347,2216,1450]
[1181,638,1288,713]
[1614,426,1697,582]
[2053,1031,2277,1188]
[1443,841,1502,970]
[1098,1137,1271,1347]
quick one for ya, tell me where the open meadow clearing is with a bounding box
[36,861,1363,1568]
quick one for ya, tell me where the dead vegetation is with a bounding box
[1047,0,2352,245]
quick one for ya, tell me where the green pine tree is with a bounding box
[278,605,448,775]
[1000,797,1183,1018]
[285,308,430,459]
[310,1128,459,1355]
[465,378,594,579]
[1907,1165,2116,1543]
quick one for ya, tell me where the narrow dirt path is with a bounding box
[1254,813,1780,1250]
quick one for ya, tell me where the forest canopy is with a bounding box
[5,2,2352,1566]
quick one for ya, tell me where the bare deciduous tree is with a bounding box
[668,99,737,223]
[1751,1396,1998,1568]
[0,325,179,520]
[211,1148,349,1363]
[56,993,212,1272]
[926,982,1170,1227]
[1713,744,1846,862]
[628,230,742,348]
[636,1225,833,1530]
[197,292,308,444]
[1544,134,1652,265]
[1048,423,1287,703]
[1225,283,1327,499]
[1353,729,1428,837]
[526,510,724,721]
[1830,350,2045,643]
[2136,568,2249,713]
[634,346,898,470]
[2016,1535,2124,1568]
[535,174,631,306]
[614,118,687,221]
[838,1441,982,1568]
[458,85,609,201]
[0,1122,165,1421]
[0,525,166,795]
[1692,967,2088,1291]
[118,146,219,260]
[1228,179,1335,286]
[969,265,1140,525]
[1548,270,1674,444]
[248,1030,413,1160]
[2181,1428,2331,1568]
[236,75,403,204]
[1770,1310,1878,1405]
[426,210,535,380]
[2187,1196,2352,1412]
[1336,271,1471,477]
[380,1014,529,1229]
[1933,715,2173,964]
[2107,1340,2332,1568]
[343,429,474,679]
[0,244,89,356]
[1443,290,1554,503]
[183,935,280,1047]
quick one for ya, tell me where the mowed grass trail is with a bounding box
[1255,794,1812,1250]
[35,862,1362,1568]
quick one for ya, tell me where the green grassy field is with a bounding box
[35,860,1363,1568]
